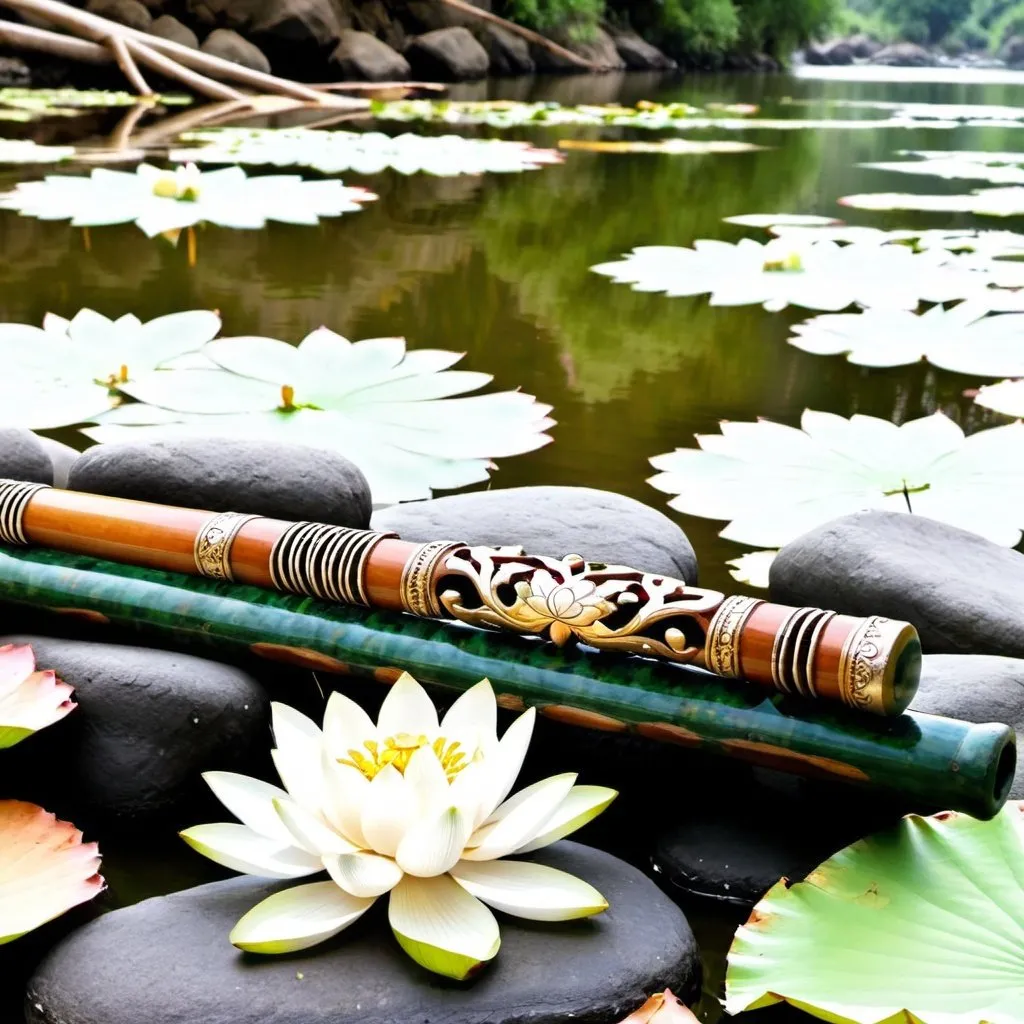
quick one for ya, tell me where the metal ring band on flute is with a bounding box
[704,595,764,679]
[0,479,50,546]
[194,511,261,582]
[399,540,463,619]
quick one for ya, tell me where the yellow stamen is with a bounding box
[281,384,295,410]
[340,733,469,781]
[119,364,129,383]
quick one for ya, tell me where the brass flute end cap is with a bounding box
[838,616,922,717]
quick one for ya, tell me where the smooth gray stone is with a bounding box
[68,438,372,529]
[475,24,534,75]
[869,41,939,66]
[404,27,490,81]
[912,653,1024,799]
[26,843,700,1024]
[85,0,153,31]
[0,635,267,821]
[331,30,410,80]
[35,437,79,488]
[149,14,200,48]
[611,32,677,70]
[373,485,699,582]
[0,429,55,485]
[201,28,272,73]
[769,511,1024,657]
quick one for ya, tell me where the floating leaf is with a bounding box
[839,187,1024,218]
[862,157,1024,185]
[170,128,563,177]
[0,88,189,111]
[724,213,842,228]
[557,139,763,156]
[820,98,1024,121]
[0,164,377,238]
[84,329,554,505]
[0,644,74,749]
[617,990,699,1024]
[765,223,1024,260]
[0,800,104,943]
[0,139,75,164]
[975,379,1024,418]
[725,804,1024,1024]
[725,550,776,589]
[0,308,222,429]
[648,410,1024,548]
[591,239,1002,312]
[789,303,1024,374]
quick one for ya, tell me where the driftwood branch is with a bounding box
[124,36,244,102]
[0,19,109,62]
[0,0,369,108]
[432,0,601,70]
[107,33,152,96]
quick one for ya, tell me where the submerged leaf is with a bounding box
[649,410,1024,548]
[0,800,104,943]
[725,804,1024,1024]
[171,128,562,176]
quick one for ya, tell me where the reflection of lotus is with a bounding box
[0,644,75,750]
[0,164,378,237]
[181,675,616,979]
[0,800,104,944]
[518,570,614,646]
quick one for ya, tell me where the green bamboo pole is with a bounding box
[0,546,1013,819]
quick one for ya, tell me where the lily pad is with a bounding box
[591,239,1002,312]
[556,139,764,155]
[862,156,1024,185]
[170,128,563,176]
[825,98,1024,121]
[975,379,1024,418]
[648,410,1024,548]
[789,303,1024,374]
[725,803,1024,1024]
[838,187,1024,218]
[0,88,189,111]
[0,308,222,429]
[0,800,104,944]
[0,164,377,238]
[83,329,555,505]
[725,550,776,589]
[724,213,842,228]
[0,139,75,164]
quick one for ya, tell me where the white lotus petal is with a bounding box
[360,764,416,857]
[512,785,618,854]
[323,690,378,761]
[322,755,370,848]
[201,771,295,844]
[440,679,497,757]
[464,773,577,861]
[376,672,440,738]
[230,880,376,954]
[388,872,500,980]
[272,797,359,856]
[323,850,403,898]
[451,859,608,921]
[403,745,451,820]
[179,823,322,878]
[474,707,536,824]
[271,702,324,809]
[395,806,471,877]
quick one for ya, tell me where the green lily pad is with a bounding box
[170,127,563,176]
[0,139,75,164]
[0,163,377,237]
[0,88,190,112]
[725,803,1024,1024]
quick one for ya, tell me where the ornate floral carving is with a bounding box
[433,545,724,662]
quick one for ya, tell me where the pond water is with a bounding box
[2,64,1024,1022]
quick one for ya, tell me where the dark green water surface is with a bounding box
[3,65,1024,1022]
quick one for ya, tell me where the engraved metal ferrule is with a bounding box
[268,521,396,607]
[838,615,921,717]
[704,595,764,678]
[399,540,463,619]
[0,479,49,546]
[194,512,260,581]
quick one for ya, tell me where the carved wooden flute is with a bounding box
[0,479,922,716]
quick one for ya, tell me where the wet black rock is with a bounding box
[804,38,856,65]
[201,28,272,73]
[403,0,492,32]
[912,654,1024,799]
[0,635,268,821]
[35,437,79,488]
[27,842,701,1024]
[68,438,372,529]
[149,14,200,48]
[1001,35,1024,68]
[536,25,625,71]
[86,0,153,31]
[331,30,411,80]
[0,428,56,485]
[769,511,1024,657]
[404,27,491,80]
[372,485,699,582]
[476,24,534,75]
[611,31,677,71]
[0,56,31,87]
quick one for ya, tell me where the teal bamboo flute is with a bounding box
[0,545,1013,819]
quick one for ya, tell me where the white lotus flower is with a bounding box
[789,302,1024,374]
[975,379,1024,418]
[591,238,993,312]
[181,674,616,979]
[0,164,378,238]
[648,410,1024,549]
[0,307,221,428]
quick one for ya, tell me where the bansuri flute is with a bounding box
[0,479,922,716]
[0,543,1013,820]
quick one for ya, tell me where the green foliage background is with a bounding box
[841,0,1024,51]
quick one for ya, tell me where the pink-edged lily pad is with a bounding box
[0,800,104,943]
[0,643,75,749]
